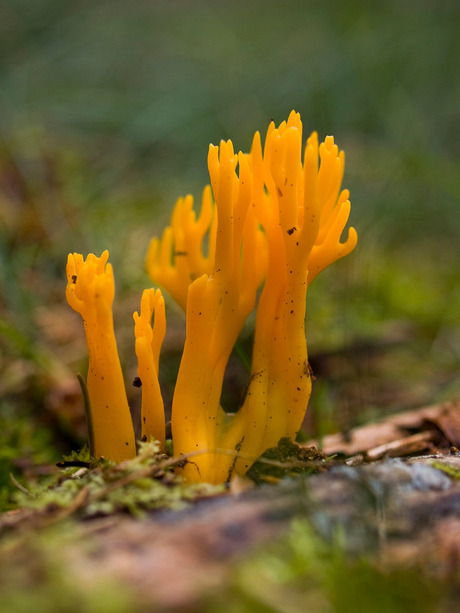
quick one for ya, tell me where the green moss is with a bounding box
[431,459,460,480]
[15,440,224,520]
[246,437,327,485]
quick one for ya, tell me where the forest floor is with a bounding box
[1,399,460,613]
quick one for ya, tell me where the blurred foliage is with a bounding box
[0,525,139,613]
[0,514,450,613]
[202,519,448,613]
[0,0,459,507]
[0,514,453,613]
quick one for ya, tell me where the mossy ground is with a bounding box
[10,441,224,522]
[1,465,458,613]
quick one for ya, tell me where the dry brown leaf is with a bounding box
[307,399,460,458]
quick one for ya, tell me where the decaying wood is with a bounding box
[307,398,460,459]
[60,452,460,609]
[68,491,294,609]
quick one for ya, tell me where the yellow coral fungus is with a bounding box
[133,288,166,449]
[226,112,357,476]
[66,111,356,484]
[66,250,136,462]
[146,188,218,311]
[147,111,357,483]
[169,141,267,482]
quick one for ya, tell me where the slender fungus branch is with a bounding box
[66,251,136,462]
[133,288,166,449]
[168,143,267,483]
[224,113,357,477]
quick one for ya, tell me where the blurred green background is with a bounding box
[0,0,459,501]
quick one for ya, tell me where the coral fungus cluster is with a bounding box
[66,111,357,483]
